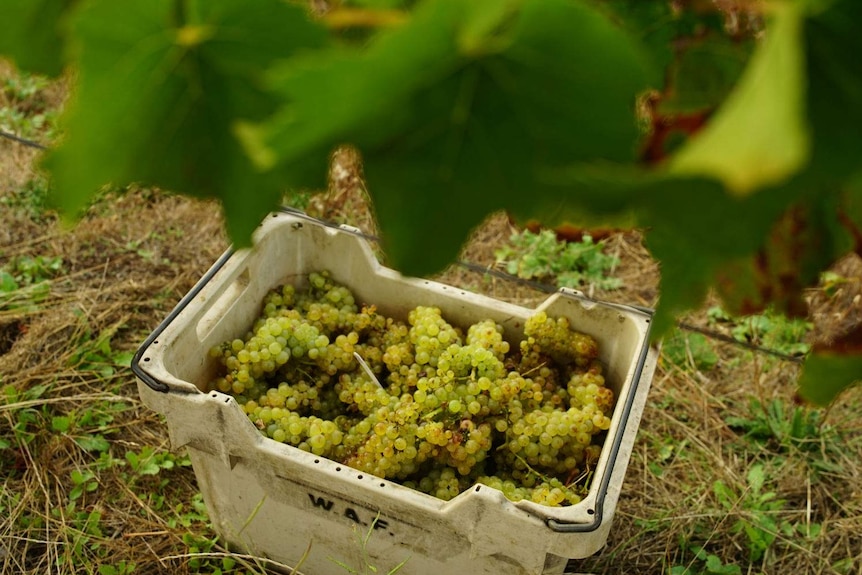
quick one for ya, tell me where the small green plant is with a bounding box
[663,330,719,372]
[0,105,57,139]
[646,436,690,477]
[1,71,58,140]
[0,254,63,311]
[712,464,791,562]
[725,399,842,474]
[125,446,188,477]
[11,254,64,283]
[495,229,622,291]
[98,561,137,575]
[329,513,410,575]
[0,176,52,218]
[1,383,50,448]
[67,316,135,377]
[51,501,107,567]
[670,545,741,575]
[726,399,831,452]
[182,532,220,571]
[167,492,210,529]
[51,402,127,454]
[69,469,99,500]
[707,306,812,357]
[3,72,50,102]
[94,450,126,471]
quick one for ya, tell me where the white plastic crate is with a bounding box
[132,210,658,575]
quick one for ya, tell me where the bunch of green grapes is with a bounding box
[209,271,616,508]
[408,306,462,367]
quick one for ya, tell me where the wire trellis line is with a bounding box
[0,129,49,150]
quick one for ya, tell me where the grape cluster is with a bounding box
[209,271,615,507]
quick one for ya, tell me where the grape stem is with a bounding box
[519,361,549,378]
[353,351,384,390]
[566,463,593,490]
[514,453,555,484]
[421,407,444,421]
[515,454,585,498]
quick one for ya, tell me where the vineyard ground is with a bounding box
[1,63,861,575]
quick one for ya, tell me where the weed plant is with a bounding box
[495,228,623,291]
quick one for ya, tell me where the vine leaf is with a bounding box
[837,176,862,256]
[592,0,674,86]
[712,199,842,318]
[258,0,652,275]
[799,325,862,405]
[42,0,328,242]
[669,3,809,195]
[660,35,753,115]
[0,0,79,77]
[803,0,862,182]
[509,164,802,335]
[596,0,728,92]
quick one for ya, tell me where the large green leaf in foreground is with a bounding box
[0,0,78,77]
[669,2,809,195]
[43,0,328,241]
[799,351,862,406]
[258,0,653,274]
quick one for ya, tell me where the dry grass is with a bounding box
[2,65,861,575]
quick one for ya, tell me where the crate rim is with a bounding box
[130,207,656,536]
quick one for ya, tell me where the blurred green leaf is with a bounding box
[799,352,862,406]
[661,36,753,114]
[260,0,651,274]
[803,0,862,182]
[0,0,78,76]
[670,3,808,194]
[43,0,329,243]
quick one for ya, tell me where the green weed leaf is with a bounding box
[662,331,718,372]
[712,480,735,509]
[76,434,110,452]
[747,464,765,495]
[705,554,741,575]
[51,415,72,433]
[495,229,622,290]
[0,272,19,293]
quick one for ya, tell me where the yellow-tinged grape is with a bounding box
[208,272,614,506]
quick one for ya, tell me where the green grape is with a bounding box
[343,395,426,479]
[467,319,510,360]
[208,271,615,507]
[436,342,506,381]
[407,467,465,501]
[521,310,599,367]
[335,371,392,415]
[568,360,614,415]
[408,306,462,367]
